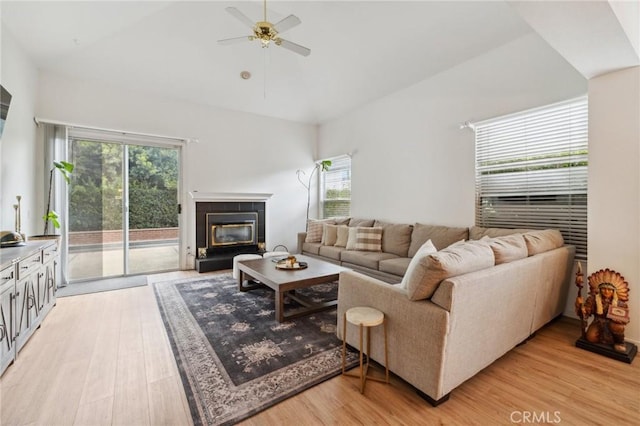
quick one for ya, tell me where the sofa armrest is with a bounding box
[337,270,450,400]
[297,232,307,254]
[337,271,409,326]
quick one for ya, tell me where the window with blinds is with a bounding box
[475,96,588,260]
[321,155,351,218]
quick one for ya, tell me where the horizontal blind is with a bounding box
[475,97,588,260]
[321,155,351,218]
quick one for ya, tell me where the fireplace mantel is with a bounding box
[189,191,273,202]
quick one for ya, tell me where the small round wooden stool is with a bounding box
[342,306,389,393]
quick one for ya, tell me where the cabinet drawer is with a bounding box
[42,243,59,262]
[17,252,42,280]
[0,265,15,292]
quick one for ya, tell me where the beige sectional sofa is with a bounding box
[297,218,470,282]
[298,218,575,405]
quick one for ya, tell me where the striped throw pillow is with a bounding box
[305,219,334,243]
[354,227,383,252]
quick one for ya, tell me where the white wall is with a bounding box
[318,33,587,226]
[318,33,597,324]
[588,66,640,344]
[35,72,317,267]
[0,25,39,235]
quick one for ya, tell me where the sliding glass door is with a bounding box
[67,136,180,281]
[127,144,180,275]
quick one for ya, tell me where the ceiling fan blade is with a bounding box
[273,15,301,34]
[225,7,256,29]
[218,36,252,45]
[277,38,311,57]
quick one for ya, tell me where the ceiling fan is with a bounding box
[218,0,311,57]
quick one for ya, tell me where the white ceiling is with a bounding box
[1,1,638,124]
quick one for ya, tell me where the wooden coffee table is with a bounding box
[236,255,348,322]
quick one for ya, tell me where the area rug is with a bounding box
[152,273,358,425]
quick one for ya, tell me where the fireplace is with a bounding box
[207,212,258,247]
[195,200,265,272]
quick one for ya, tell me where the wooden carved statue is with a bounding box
[575,266,630,353]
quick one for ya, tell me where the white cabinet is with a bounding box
[15,250,43,352]
[39,243,58,319]
[0,263,16,374]
[0,240,59,376]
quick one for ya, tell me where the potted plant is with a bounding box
[31,161,74,239]
[296,160,331,230]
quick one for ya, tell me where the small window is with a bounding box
[321,155,351,218]
[475,96,588,260]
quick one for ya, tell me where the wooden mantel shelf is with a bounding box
[188,191,273,202]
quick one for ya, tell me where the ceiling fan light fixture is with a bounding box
[218,0,310,57]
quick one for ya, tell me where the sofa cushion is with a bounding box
[349,218,375,227]
[406,240,495,301]
[523,230,564,256]
[485,234,528,264]
[321,224,339,246]
[302,241,322,255]
[469,226,533,240]
[334,225,349,247]
[400,240,437,289]
[379,257,412,277]
[341,250,399,270]
[408,223,470,256]
[354,227,383,252]
[374,220,413,257]
[333,217,351,226]
[306,219,334,243]
[318,245,345,261]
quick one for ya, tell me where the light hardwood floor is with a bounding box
[1,270,638,425]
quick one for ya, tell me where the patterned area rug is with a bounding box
[153,273,358,425]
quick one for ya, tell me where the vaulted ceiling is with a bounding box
[1,1,638,124]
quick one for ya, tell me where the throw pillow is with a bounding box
[354,227,383,252]
[305,219,334,243]
[523,230,564,256]
[346,227,358,250]
[406,240,494,301]
[321,224,339,246]
[400,240,437,289]
[484,234,528,264]
[334,225,349,247]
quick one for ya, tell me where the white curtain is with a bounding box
[42,122,69,284]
